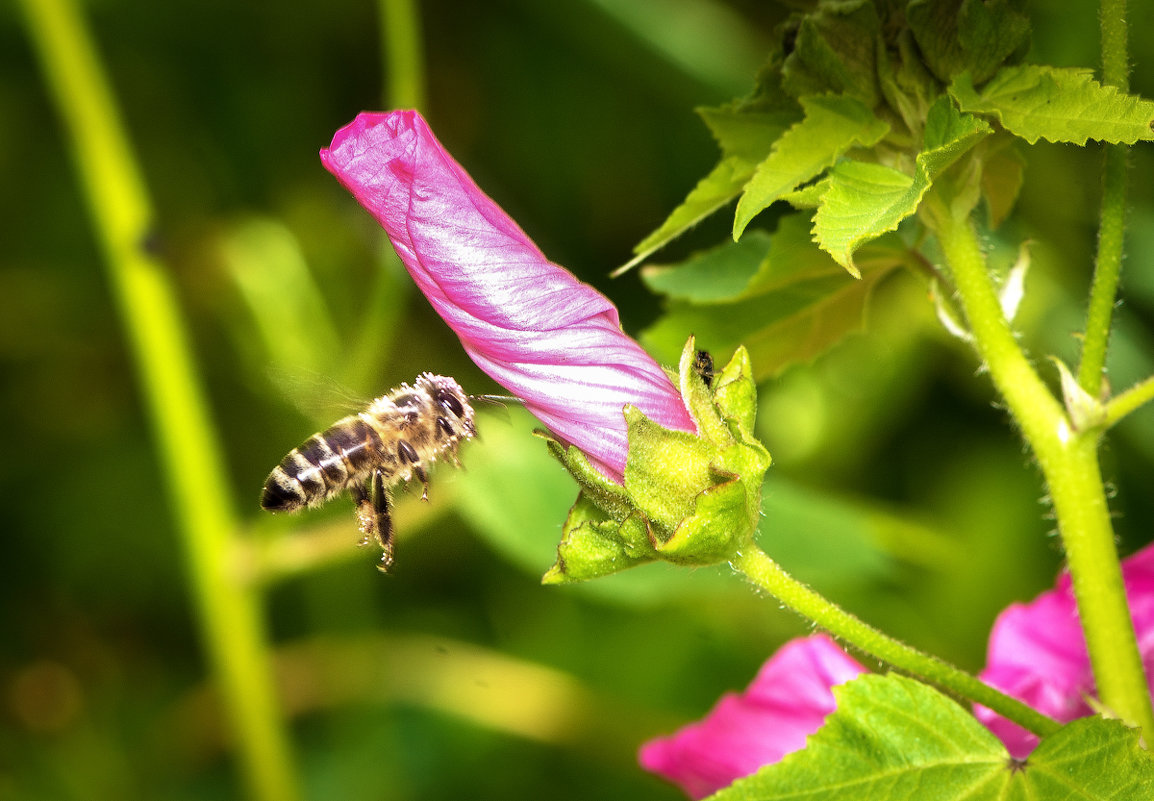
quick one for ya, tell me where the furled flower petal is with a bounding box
[638,634,866,799]
[320,110,695,482]
[976,541,1154,757]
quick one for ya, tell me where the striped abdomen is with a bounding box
[261,414,395,513]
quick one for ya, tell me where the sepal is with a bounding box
[544,337,772,583]
[1051,357,1107,433]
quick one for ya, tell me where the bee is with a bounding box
[693,349,715,389]
[260,373,477,572]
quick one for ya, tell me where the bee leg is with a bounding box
[413,464,429,501]
[349,473,394,571]
[351,481,375,548]
[369,469,395,573]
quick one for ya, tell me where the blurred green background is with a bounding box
[3,1,1153,799]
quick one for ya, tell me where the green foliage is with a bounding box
[641,214,908,379]
[712,674,1154,801]
[779,0,882,105]
[732,95,889,239]
[635,0,1154,374]
[906,0,1030,85]
[950,66,1154,145]
[814,98,990,271]
[627,108,800,270]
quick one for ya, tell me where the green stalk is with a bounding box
[1104,375,1154,429]
[378,0,426,111]
[18,1,299,798]
[1078,145,1128,397]
[935,210,1154,739]
[731,546,1060,738]
[337,0,427,391]
[1078,0,1130,396]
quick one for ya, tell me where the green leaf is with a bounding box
[978,134,1025,229]
[812,161,916,275]
[951,66,1154,145]
[701,107,801,163]
[641,213,907,380]
[877,28,941,140]
[643,231,772,303]
[780,0,881,105]
[814,98,990,271]
[907,0,1030,85]
[1025,716,1154,799]
[713,674,1154,801]
[625,109,799,270]
[733,95,889,239]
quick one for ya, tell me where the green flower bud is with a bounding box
[543,337,771,583]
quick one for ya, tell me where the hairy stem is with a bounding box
[1104,374,1154,429]
[936,210,1154,739]
[1079,0,1131,396]
[1078,145,1129,397]
[18,0,299,798]
[731,546,1060,738]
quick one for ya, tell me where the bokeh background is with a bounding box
[3,1,1153,799]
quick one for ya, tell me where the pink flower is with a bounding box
[641,543,1154,798]
[638,634,867,799]
[976,542,1154,757]
[320,111,695,482]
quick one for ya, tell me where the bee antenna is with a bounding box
[472,394,523,405]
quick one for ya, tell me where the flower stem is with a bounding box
[378,0,426,111]
[1079,0,1130,396]
[1104,374,1154,429]
[730,546,1060,738]
[1078,144,1128,397]
[935,210,1154,739]
[18,1,299,798]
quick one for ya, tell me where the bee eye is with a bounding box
[437,389,465,418]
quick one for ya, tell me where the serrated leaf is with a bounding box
[1023,716,1154,799]
[733,95,889,239]
[712,673,1154,801]
[908,0,1030,85]
[780,0,881,105]
[701,107,802,163]
[626,158,758,273]
[641,214,906,380]
[813,162,918,275]
[951,66,1154,145]
[814,99,990,271]
[625,111,799,271]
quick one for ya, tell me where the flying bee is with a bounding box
[260,373,478,572]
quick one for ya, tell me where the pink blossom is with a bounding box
[640,543,1154,798]
[976,541,1154,757]
[638,634,866,799]
[320,111,695,482]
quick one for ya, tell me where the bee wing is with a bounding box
[266,365,367,424]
